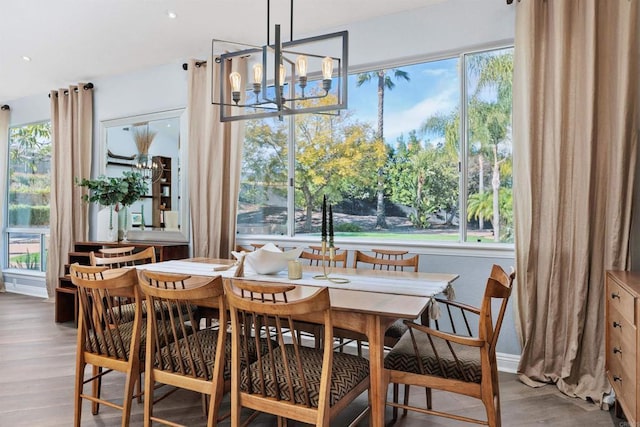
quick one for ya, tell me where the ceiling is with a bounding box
[0,0,445,103]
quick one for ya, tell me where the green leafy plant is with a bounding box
[76,175,127,207]
[119,171,148,207]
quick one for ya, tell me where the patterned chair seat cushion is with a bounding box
[240,345,369,407]
[88,321,146,361]
[110,301,199,324]
[158,330,275,380]
[384,329,481,383]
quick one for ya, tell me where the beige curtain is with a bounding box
[513,0,639,403]
[0,106,9,293]
[187,58,245,258]
[46,84,93,298]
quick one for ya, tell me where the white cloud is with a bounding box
[422,68,450,77]
[385,87,457,143]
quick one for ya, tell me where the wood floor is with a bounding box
[0,292,624,426]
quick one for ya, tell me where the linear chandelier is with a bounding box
[212,0,348,122]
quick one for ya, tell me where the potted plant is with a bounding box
[77,175,127,241]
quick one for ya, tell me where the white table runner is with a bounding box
[137,260,449,298]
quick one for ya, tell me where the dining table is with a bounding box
[135,257,459,427]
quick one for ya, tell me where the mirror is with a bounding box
[100,109,189,242]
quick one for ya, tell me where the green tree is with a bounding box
[295,96,384,231]
[357,68,410,229]
[9,123,51,173]
[467,50,513,241]
[420,49,513,242]
[241,118,288,206]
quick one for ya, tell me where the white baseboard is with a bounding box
[497,352,520,373]
[4,283,48,298]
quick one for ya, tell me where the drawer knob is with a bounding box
[613,347,622,355]
[613,321,622,329]
[611,292,620,300]
[613,375,622,383]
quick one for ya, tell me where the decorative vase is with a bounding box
[108,205,116,242]
[121,205,129,242]
[140,205,146,230]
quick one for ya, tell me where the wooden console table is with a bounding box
[55,241,189,323]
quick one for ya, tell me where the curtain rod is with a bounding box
[1,105,9,111]
[182,61,207,70]
[48,82,94,98]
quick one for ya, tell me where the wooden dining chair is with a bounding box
[300,247,348,267]
[137,271,229,427]
[353,249,419,272]
[89,246,157,324]
[90,246,156,268]
[384,264,515,427]
[70,265,143,427]
[225,278,371,426]
[332,250,420,356]
[98,246,136,257]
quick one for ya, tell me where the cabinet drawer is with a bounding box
[607,306,637,357]
[608,357,637,423]
[608,280,635,325]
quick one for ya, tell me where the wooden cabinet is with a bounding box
[55,240,189,323]
[606,271,640,424]
[152,155,172,228]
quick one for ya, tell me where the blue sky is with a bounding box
[346,57,460,144]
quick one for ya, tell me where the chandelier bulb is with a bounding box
[229,71,242,104]
[321,56,333,80]
[296,55,308,78]
[253,63,263,84]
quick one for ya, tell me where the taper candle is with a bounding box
[321,195,327,242]
[329,204,334,248]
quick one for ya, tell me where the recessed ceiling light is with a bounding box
[22,56,32,62]
[167,10,177,19]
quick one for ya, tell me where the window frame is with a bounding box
[237,42,515,250]
[4,119,52,275]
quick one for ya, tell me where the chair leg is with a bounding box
[403,384,410,416]
[74,360,85,427]
[483,393,500,427]
[392,383,399,422]
[426,387,432,410]
[92,365,102,415]
[136,372,143,403]
[143,369,154,427]
[121,366,137,427]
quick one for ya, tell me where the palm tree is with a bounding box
[467,50,513,241]
[357,69,410,229]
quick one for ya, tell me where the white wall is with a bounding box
[3,0,519,360]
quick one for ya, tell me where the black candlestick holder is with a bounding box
[312,241,349,284]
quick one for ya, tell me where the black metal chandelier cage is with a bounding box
[211,0,348,122]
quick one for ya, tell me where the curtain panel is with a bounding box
[513,0,639,403]
[187,58,245,258]
[46,84,93,298]
[0,107,9,292]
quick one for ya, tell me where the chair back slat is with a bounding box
[300,248,348,267]
[99,246,135,257]
[353,250,419,272]
[90,246,156,269]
